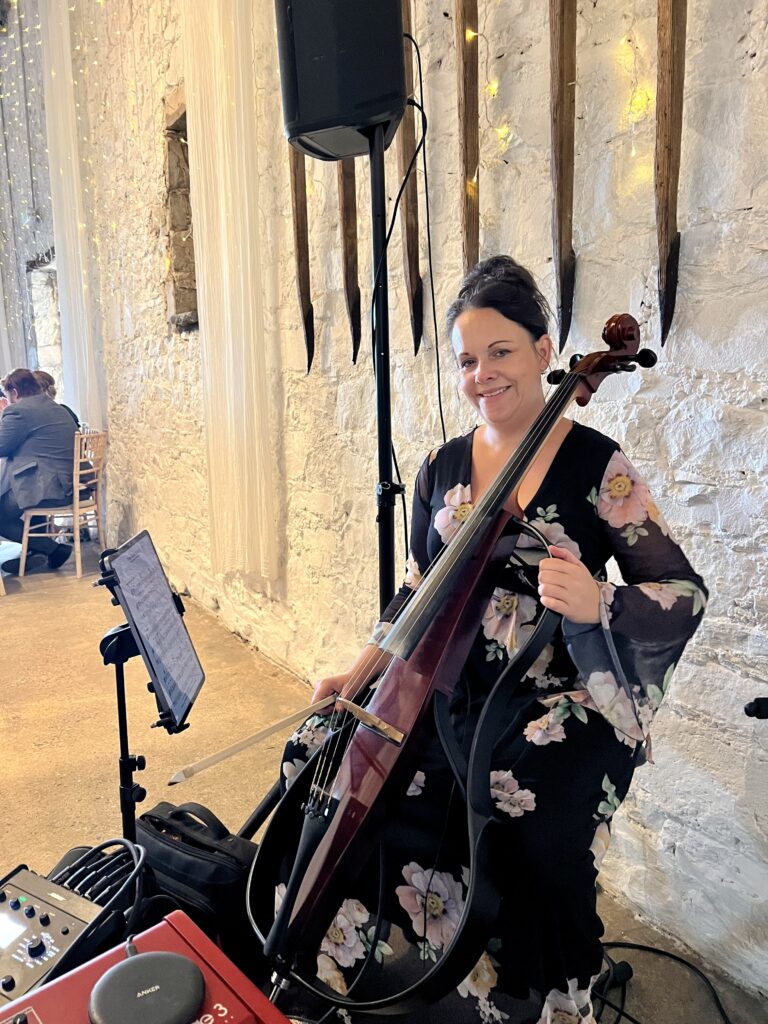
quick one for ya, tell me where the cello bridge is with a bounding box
[336,698,405,745]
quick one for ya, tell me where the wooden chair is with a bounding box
[19,429,108,579]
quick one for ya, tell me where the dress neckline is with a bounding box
[462,421,580,516]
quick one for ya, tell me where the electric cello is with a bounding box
[247,314,656,1013]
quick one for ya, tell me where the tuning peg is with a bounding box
[569,353,583,369]
[634,348,658,368]
[546,368,567,385]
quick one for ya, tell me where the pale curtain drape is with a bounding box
[181,1,279,579]
[39,0,104,428]
[0,271,11,372]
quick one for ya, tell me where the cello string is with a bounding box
[310,373,579,807]
[311,374,580,811]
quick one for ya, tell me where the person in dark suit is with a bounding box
[0,368,76,574]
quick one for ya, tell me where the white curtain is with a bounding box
[0,270,11,372]
[181,0,279,579]
[39,0,104,428]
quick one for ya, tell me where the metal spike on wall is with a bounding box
[655,0,687,345]
[455,0,479,274]
[397,0,423,355]
[289,146,315,372]
[337,158,361,363]
[549,0,577,352]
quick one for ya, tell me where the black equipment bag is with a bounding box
[136,801,258,970]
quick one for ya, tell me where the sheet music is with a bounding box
[110,532,204,726]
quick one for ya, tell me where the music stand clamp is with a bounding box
[95,551,190,842]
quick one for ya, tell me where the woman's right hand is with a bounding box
[312,672,353,704]
[311,645,391,707]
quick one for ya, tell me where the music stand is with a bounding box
[95,530,205,840]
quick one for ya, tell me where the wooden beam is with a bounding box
[289,147,315,372]
[655,0,687,345]
[455,0,479,274]
[549,0,577,352]
[397,0,423,354]
[337,159,362,363]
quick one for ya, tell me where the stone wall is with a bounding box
[63,0,766,994]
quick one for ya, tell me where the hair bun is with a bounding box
[446,255,552,340]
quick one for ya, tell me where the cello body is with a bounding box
[247,315,650,1011]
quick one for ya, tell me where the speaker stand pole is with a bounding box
[369,123,402,613]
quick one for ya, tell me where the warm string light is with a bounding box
[615,33,654,192]
[0,0,52,341]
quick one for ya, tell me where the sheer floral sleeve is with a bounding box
[562,450,707,749]
[368,452,434,644]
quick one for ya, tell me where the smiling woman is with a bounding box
[274,256,707,1024]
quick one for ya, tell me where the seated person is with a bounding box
[0,368,76,574]
[33,370,80,427]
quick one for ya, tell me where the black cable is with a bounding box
[368,98,426,356]
[391,443,409,560]
[313,844,391,1024]
[45,841,146,985]
[593,952,627,1024]
[603,942,735,1024]
[366,91,427,575]
[405,32,447,445]
[594,993,644,1024]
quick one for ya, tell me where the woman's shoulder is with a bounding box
[568,421,621,461]
[423,430,473,468]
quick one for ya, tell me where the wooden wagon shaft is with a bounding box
[655,0,688,345]
[337,159,362,363]
[397,0,424,355]
[549,0,577,352]
[455,0,479,274]
[289,146,315,371]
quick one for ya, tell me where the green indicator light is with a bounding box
[19,896,27,902]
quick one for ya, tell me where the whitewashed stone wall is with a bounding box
[66,0,766,995]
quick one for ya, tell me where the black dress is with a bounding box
[279,423,707,1024]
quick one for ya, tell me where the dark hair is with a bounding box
[1,368,42,397]
[33,370,57,398]
[446,255,552,340]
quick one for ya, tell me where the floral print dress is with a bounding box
[278,423,706,1024]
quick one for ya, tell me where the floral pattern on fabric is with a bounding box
[320,900,368,967]
[435,483,474,543]
[290,714,329,754]
[490,770,536,817]
[277,424,706,1024]
[519,515,582,559]
[482,589,537,661]
[396,862,465,950]
[538,975,598,1024]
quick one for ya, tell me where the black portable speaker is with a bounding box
[274,0,407,160]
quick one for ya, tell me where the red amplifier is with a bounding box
[0,911,289,1024]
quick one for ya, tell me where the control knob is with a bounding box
[24,905,35,918]
[26,935,46,958]
[9,897,20,910]
[1,974,15,992]
[39,912,51,926]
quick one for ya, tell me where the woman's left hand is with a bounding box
[537,545,601,624]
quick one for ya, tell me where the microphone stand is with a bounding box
[369,121,403,612]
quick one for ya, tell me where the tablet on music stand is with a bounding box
[103,530,205,730]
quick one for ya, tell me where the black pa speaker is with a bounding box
[274,0,407,161]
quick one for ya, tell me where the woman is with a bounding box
[278,257,706,1023]
[33,370,80,427]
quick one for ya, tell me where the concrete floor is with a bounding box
[0,539,765,1023]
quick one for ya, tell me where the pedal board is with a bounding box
[0,866,102,1004]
